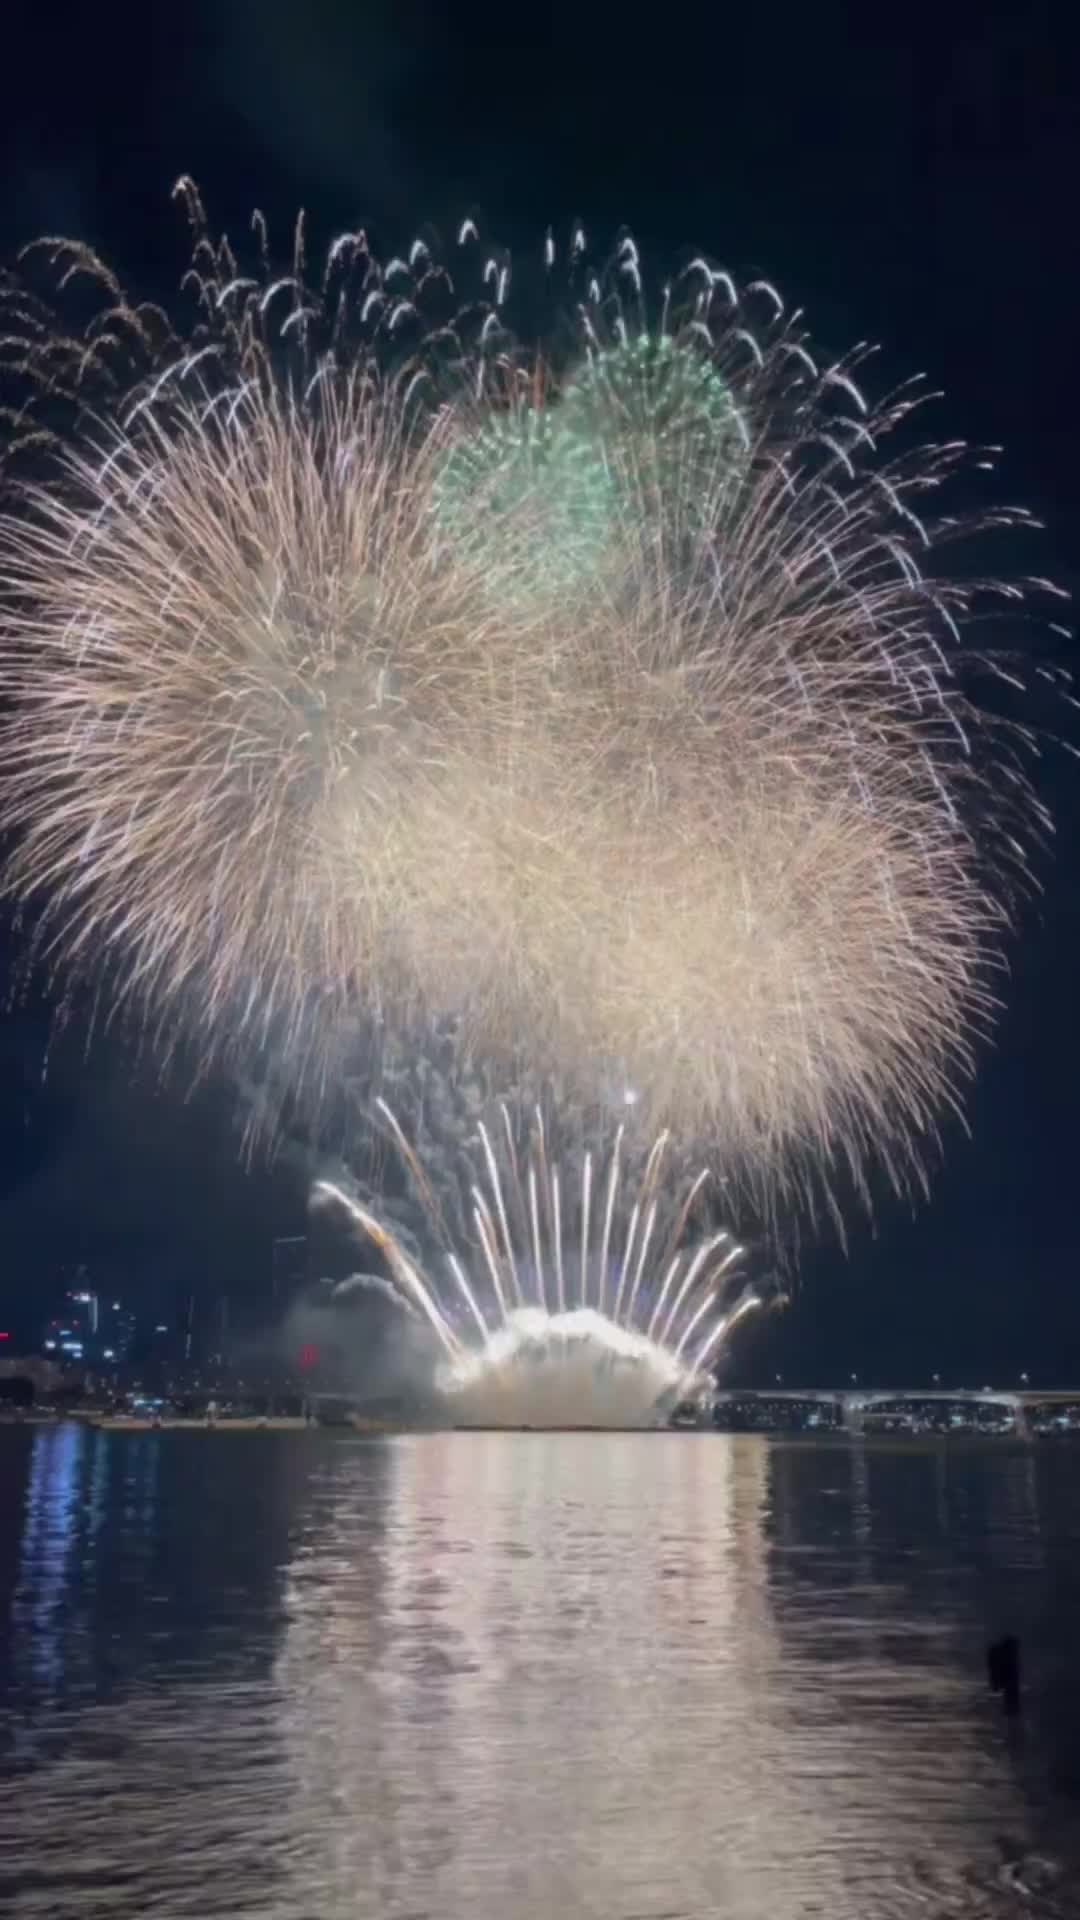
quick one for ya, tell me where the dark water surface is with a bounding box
[1,1427,1078,1918]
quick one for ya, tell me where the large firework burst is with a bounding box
[0,188,1067,1218]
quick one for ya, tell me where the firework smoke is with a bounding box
[0,189,1068,1218]
[311,1104,763,1428]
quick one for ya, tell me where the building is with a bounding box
[42,1269,97,1366]
[272,1235,310,1313]
[97,1297,137,1368]
[42,1269,136,1372]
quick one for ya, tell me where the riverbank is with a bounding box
[0,1412,409,1433]
[90,1414,412,1432]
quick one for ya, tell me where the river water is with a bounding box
[0,1426,1078,1918]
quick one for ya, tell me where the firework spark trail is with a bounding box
[0,188,1069,1221]
[311,1180,462,1358]
[0,377,576,1070]
[312,1109,758,1427]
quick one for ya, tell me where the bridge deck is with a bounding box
[713,1388,1079,1405]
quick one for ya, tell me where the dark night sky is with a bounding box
[0,0,1076,1380]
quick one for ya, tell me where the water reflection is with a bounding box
[275,1435,776,1916]
[272,1434,1072,1917]
[0,1429,1077,1918]
[14,1423,87,1704]
[0,1428,318,1917]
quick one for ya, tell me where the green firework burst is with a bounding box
[558,334,748,519]
[431,400,620,607]
[433,338,747,606]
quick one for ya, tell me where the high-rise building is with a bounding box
[42,1270,135,1370]
[97,1297,136,1367]
[272,1235,309,1312]
[42,1269,97,1365]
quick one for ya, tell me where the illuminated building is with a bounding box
[42,1270,135,1371]
[96,1297,136,1368]
[42,1271,97,1365]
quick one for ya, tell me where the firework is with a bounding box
[312,1103,763,1428]
[0,190,1067,1218]
[429,336,747,611]
[0,373,548,1066]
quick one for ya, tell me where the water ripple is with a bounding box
[0,1428,1078,1918]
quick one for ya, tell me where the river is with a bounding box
[1,1426,1078,1917]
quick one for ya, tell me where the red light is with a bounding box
[298,1343,319,1372]
[0,1331,9,1340]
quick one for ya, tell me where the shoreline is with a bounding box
[0,1413,406,1433]
[1,1414,1077,1442]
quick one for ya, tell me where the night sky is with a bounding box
[0,0,1076,1381]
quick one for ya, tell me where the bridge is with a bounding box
[711,1387,1080,1436]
